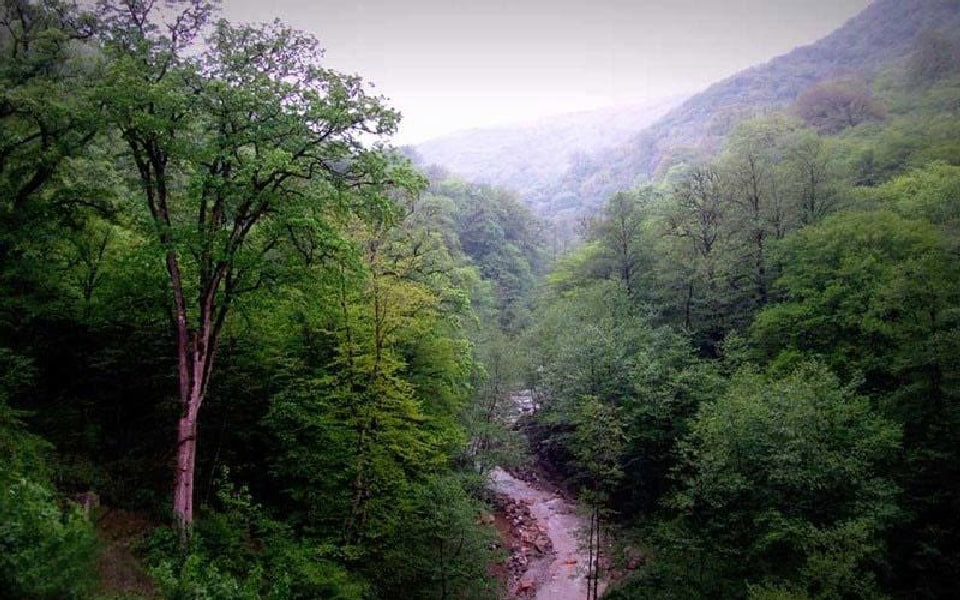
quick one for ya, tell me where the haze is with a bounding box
[222,0,872,144]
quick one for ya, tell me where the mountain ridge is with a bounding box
[415,0,960,218]
[412,96,686,203]
[537,0,960,215]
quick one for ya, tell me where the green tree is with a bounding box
[752,210,959,395]
[587,188,654,301]
[0,349,98,600]
[663,165,739,352]
[96,0,407,532]
[752,206,960,599]
[0,0,99,213]
[720,115,800,308]
[639,364,900,599]
[572,395,625,600]
[379,475,500,600]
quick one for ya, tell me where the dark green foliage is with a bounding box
[377,474,501,600]
[0,475,99,600]
[629,364,900,599]
[526,281,720,518]
[750,194,960,599]
[146,502,368,600]
[1,350,98,600]
[0,0,101,213]
[428,177,545,331]
[0,2,527,596]
[751,210,958,386]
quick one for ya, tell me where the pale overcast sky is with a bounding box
[221,0,872,143]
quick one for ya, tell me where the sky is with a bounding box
[221,0,873,144]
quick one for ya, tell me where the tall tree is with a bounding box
[665,166,736,352]
[572,395,624,600]
[96,0,404,532]
[589,188,653,302]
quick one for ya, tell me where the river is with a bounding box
[490,466,605,600]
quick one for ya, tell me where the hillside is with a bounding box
[533,0,960,216]
[413,97,685,205]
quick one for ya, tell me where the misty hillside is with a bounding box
[413,97,685,202]
[536,0,960,216]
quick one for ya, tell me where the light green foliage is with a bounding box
[872,162,960,227]
[253,183,505,597]
[545,239,607,292]
[530,282,639,418]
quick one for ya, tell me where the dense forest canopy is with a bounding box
[2,0,960,599]
[521,18,960,598]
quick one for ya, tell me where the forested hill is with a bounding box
[412,96,684,211]
[531,0,960,216]
[524,5,960,592]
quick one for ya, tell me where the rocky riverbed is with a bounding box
[490,467,604,600]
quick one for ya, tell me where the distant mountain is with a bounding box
[535,0,960,216]
[413,96,685,203]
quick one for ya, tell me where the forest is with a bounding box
[2,0,959,599]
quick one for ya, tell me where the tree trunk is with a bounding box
[167,246,220,541]
[174,408,198,532]
[172,341,215,540]
[586,503,596,600]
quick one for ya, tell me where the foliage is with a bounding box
[498,0,960,215]
[636,364,900,599]
[0,475,99,600]
[794,79,886,134]
[377,474,501,600]
[427,177,545,331]
[0,350,98,600]
[1,1,959,598]
[751,209,958,390]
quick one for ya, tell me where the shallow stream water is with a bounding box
[490,467,604,600]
